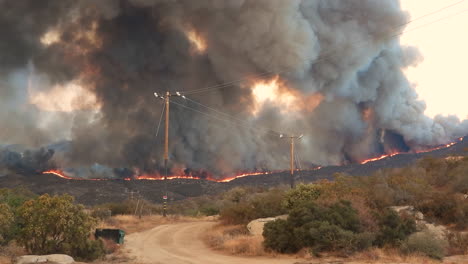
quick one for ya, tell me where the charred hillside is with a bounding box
[1,137,466,206]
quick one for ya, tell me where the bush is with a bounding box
[71,239,106,261]
[282,184,321,211]
[447,232,468,255]
[220,188,286,225]
[0,203,13,245]
[91,207,112,220]
[200,205,220,216]
[264,201,371,255]
[375,209,416,247]
[402,231,447,260]
[16,194,104,261]
[100,201,135,215]
[263,219,301,253]
[0,187,36,209]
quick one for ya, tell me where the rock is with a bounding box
[390,205,424,220]
[247,215,288,236]
[15,254,74,264]
[419,222,449,241]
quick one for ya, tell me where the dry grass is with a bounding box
[0,242,26,264]
[350,248,441,264]
[98,214,203,234]
[203,224,276,257]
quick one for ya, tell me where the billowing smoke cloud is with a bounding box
[1,0,467,178]
[0,147,55,175]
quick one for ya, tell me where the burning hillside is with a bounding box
[1,1,468,180]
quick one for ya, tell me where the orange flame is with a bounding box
[251,76,323,115]
[42,170,107,181]
[360,137,463,164]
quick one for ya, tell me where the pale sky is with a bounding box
[400,0,468,119]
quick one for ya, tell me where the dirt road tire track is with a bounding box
[125,221,302,264]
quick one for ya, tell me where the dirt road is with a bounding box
[125,221,303,264]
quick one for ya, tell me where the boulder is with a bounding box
[247,215,288,236]
[390,205,448,240]
[15,254,74,264]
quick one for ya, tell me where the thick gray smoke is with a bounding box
[0,147,55,175]
[1,0,467,177]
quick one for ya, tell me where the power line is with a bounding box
[155,103,166,139]
[170,99,280,136]
[183,96,282,136]
[181,1,467,96]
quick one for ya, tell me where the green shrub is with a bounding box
[103,201,134,215]
[402,231,447,260]
[288,201,361,233]
[219,202,256,225]
[16,194,104,261]
[0,187,36,209]
[264,201,370,255]
[375,209,416,247]
[91,208,112,220]
[199,205,219,216]
[263,219,301,253]
[282,184,321,211]
[220,188,286,225]
[71,239,106,261]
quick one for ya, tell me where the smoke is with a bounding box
[1,0,467,177]
[0,147,55,175]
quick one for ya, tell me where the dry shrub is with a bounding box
[203,224,271,256]
[99,214,200,234]
[447,232,468,255]
[100,238,120,254]
[0,243,26,259]
[351,247,439,264]
[223,235,266,256]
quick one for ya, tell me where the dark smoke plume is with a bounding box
[0,147,55,175]
[0,0,467,178]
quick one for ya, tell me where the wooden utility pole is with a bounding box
[154,91,184,217]
[163,92,170,217]
[281,134,303,189]
[290,137,294,188]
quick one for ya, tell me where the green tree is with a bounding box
[17,194,104,261]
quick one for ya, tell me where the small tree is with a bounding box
[17,194,104,261]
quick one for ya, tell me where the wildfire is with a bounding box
[360,137,463,164]
[251,76,323,115]
[43,170,75,180]
[43,137,464,182]
[186,29,207,54]
[43,170,274,183]
[43,170,107,181]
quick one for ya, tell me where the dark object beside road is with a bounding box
[95,229,125,244]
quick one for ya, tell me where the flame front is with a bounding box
[359,137,463,164]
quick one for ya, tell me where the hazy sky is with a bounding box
[400,0,468,119]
